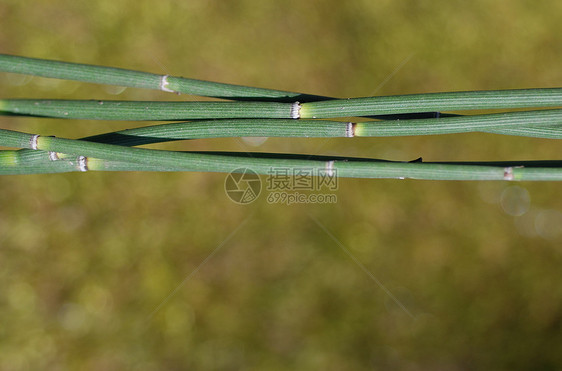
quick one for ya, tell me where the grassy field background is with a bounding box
[1,0,561,369]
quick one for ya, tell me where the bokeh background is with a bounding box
[1,0,561,369]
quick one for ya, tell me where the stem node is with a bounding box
[159,75,175,93]
[346,122,356,137]
[290,102,301,119]
[30,134,39,150]
[78,156,89,172]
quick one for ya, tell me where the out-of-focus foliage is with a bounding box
[0,1,561,369]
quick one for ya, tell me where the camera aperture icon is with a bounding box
[224,168,262,204]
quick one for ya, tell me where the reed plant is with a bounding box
[0,54,560,180]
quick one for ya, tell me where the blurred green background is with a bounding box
[1,0,561,369]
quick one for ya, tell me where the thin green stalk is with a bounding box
[2,110,559,176]
[4,55,560,126]
[0,54,323,102]
[0,150,86,174]
[1,128,561,180]
[0,54,454,121]
[0,99,294,120]
[3,113,559,174]
[83,119,350,146]
[0,148,187,174]
[483,125,562,139]
[300,88,562,118]
[80,110,560,147]
[2,148,561,180]
[355,109,562,137]
[1,89,560,121]
[89,155,562,181]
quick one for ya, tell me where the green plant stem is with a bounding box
[2,148,560,180]
[83,119,350,146]
[483,125,562,139]
[356,109,562,137]
[1,88,560,121]
[78,110,561,148]
[300,88,562,118]
[0,99,292,120]
[0,150,85,174]
[1,128,561,180]
[0,54,324,102]
[0,54,455,121]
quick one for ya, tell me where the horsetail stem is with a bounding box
[0,54,323,102]
[80,110,561,148]
[1,88,559,121]
[0,99,293,120]
[354,109,562,137]
[1,54,560,180]
[299,89,562,118]
[1,128,561,180]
